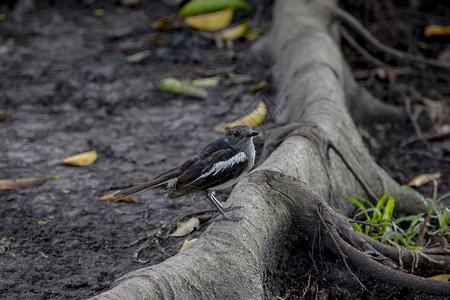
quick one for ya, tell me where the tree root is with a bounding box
[321,1,450,70]
[267,172,450,297]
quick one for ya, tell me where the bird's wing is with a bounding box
[155,138,230,179]
[167,148,248,198]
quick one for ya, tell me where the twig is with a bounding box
[387,149,450,163]
[339,25,395,70]
[340,24,450,81]
[401,97,431,150]
[317,204,367,291]
[323,2,450,70]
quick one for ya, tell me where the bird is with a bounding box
[113,125,259,220]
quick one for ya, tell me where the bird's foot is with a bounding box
[213,214,243,222]
[212,205,244,221]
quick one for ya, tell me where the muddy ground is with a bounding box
[0,1,448,299]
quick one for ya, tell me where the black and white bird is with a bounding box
[113,125,259,220]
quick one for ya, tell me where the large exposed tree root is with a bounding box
[91,1,449,298]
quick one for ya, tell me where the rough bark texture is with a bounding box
[92,0,448,299]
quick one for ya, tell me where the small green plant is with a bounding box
[400,182,450,246]
[345,184,450,248]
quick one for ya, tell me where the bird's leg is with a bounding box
[205,191,242,221]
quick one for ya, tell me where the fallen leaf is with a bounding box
[93,9,105,17]
[407,172,441,187]
[215,101,267,133]
[226,72,253,84]
[178,238,198,252]
[185,8,233,31]
[151,15,183,31]
[37,221,48,225]
[61,150,98,167]
[170,218,200,237]
[429,274,450,281]
[424,25,450,38]
[60,189,71,194]
[158,77,208,99]
[179,0,250,17]
[0,177,55,190]
[191,76,220,87]
[126,50,152,63]
[101,192,139,202]
[219,22,250,40]
[248,80,268,94]
[244,27,262,41]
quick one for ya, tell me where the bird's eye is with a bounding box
[233,131,239,137]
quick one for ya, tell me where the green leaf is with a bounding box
[179,0,251,16]
[373,193,387,223]
[345,197,369,220]
[356,196,374,207]
[439,208,449,229]
[376,192,388,212]
[370,208,383,224]
[437,192,450,203]
[350,222,363,233]
[384,196,395,221]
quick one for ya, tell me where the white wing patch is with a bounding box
[194,151,247,182]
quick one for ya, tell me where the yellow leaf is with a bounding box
[37,221,48,225]
[424,25,450,37]
[158,78,208,99]
[101,192,138,202]
[215,101,266,133]
[248,80,268,94]
[60,189,71,194]
[170,218,200,237]
[407,172,441,187]
[429,274,450,281]
[185,8,233,31]
[191,76,220,87]
[219,23,250,41]
[178,238,198,252]
[61,150,98,167]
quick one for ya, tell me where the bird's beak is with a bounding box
[247,130,259,137]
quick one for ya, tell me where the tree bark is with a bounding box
[91,0,449,299]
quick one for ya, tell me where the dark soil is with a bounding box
[0,1,448,299]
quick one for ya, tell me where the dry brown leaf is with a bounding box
[0,175,58,190]
[178,238,198,252]
[429,274,450,281]
[61,150,98,167]
[170,218,200,237]
[185,8,233,31]
[215,101,266,133]
[407,172,441,187]
[101,192,139,202]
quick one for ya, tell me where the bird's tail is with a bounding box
[113,174,176,200]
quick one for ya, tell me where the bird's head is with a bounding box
[225,125,259,148]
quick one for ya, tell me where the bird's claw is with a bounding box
[212,205,244,221]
